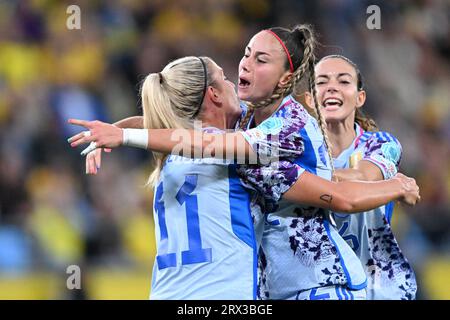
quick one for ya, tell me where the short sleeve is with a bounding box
[237,160,305,213]
[239,104,308,162]
[362,132,402,180]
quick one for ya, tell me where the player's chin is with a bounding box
[238,92,265,105]
[321,106,347,119]
[237,86,256,101]
[322,113,342,123]
[237,90,249,101]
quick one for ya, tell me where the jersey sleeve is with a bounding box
[237,160,306,213]
[239,106,308,162]
[237,100,310,212]
[362,132,402,180]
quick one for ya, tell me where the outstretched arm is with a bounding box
[68,119,254,162]
[70,110,304,163]
[69,120,421,210]
[283,171,420,213]
[114,116,144,129]
[84,116,144,174]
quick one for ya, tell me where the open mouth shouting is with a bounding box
[322,97,343,110]
[238,76,251,90]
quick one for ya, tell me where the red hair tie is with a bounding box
[265,30,294,72]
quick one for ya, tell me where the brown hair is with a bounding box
[319,55,379,132]
[240,24,334,171]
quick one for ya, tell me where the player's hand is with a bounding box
[85,147,111,175]
[394,173,421,206]
[67,119,123,155]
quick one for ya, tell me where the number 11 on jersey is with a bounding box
[155,174,212,270]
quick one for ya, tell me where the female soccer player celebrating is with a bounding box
[305,55,417,299]
[68,26,420,300]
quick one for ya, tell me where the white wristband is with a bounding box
[122,128,149,149]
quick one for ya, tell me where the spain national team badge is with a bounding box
[349,151,363,168]
[247,128,265,141]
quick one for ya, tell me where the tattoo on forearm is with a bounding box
[320,194,333,203]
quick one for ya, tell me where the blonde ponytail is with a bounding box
[141,56,214,186]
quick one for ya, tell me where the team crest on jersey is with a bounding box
[258,117,283,135]
[349,151,363,168]
[245,128,266,141]
[381,142,401,164]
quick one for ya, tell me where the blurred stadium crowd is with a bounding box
[0,0,449,299]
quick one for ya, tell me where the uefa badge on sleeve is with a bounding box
[381,142,401,164]
[258,117,284,135]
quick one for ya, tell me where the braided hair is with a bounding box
[240,24,335,171]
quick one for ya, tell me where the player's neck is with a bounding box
[253,97,283,126]
[327,118,356,158]
[201,112,227,130]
